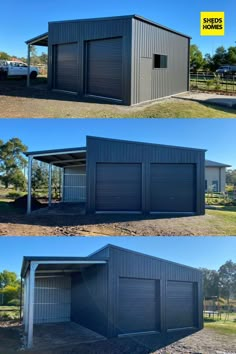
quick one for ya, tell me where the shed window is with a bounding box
[154,54,168,69]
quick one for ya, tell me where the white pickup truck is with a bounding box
[0,60,39,79]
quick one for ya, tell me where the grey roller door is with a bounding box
[118,278,159,334]
[55,43,78,92]
[86,38,123,100]
[150,164,196,212]
[167,281,196,330]
[95,163,141,211]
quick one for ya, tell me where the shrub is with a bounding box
[6,191,25,199]
[7,299,20,306]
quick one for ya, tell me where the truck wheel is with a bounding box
[30,71,37,79]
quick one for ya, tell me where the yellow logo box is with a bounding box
[200,12,224,36]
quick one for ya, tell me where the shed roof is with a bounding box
[21,256,107,277]
[205,159,231,168]
[25,14,190,46]
[25,147,86,167]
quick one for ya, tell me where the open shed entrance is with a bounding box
[25,33,48,87]
[23,258,107,348]
[25,147,87,214]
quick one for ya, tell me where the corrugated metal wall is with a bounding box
[131,18,189,104]
[86,137,205,214]
[71,264,108,337]
[63,166,86,202]
[34,276,71,324]
[48,18,132,104]
[106,246,203,337]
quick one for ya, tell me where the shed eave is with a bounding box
[25,32,48,46]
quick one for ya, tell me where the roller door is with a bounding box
[95,163,141,211]
[55,43,78,92]
[86,38,123,100]
[118,278,159,334]
[166,281,196,330]
[150,164,196,212]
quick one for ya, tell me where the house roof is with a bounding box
[25,14,190,46]
[205,159,231,168]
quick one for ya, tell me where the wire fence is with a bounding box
[190,71,236,94]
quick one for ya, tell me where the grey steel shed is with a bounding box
[21,244,203,348]
[25,15,190,105]
[25,136,206,215]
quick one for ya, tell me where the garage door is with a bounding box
[95,163,141,211]
[150,164,196,212]
[55,43,78,92]
[86,37,123,100]
[118,278,159,334]
[166,281,196,330]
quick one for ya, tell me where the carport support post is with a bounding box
[27,44,30,87]
[27,262,38,349]
[27,156,33,215]
[48,163,52,206]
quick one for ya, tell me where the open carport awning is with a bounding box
[25,147,87,167]
[21,256,107,349]
[25,147,87,214]
[25,32,48,47]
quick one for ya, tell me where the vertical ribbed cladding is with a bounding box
[131,18,189,104]
[71,264,108,337]
[106,245,203,337]
[48,17,132,104]
[34,276,71,324]
[86,136,205,214]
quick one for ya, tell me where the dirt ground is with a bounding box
[0,209,236,236]
[0,322,235,354]
[0,79,236,118]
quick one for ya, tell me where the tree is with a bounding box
[190,44,204,71]
[32,161,48,193]
[200,268,219,297]
[0,270,19,289]
[0,285,21,305]
[218,260,236,303]
[226,169,236,185]
[226,46,236,65]
[39,52,48,65]
[0,138,27,190]
[0,51,11,60]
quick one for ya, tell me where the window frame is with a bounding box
[153,54,168,70]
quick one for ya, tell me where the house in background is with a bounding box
[205,160,231,192]
[25,136,206,215]
[22,244,203,348]
[25,14,190,105]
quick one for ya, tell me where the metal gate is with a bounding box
[86,37,123,100]
[63,173,86,202]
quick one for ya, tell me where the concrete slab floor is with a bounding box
[28,322,106,350]
[173,92,236,108]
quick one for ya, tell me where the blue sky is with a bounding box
[0,237,235,277]
[0,119,235,168]
[1,0,235,57]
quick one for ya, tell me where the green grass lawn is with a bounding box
[125,100,236,118]
[206,208,236,235]
[204,313,236,335]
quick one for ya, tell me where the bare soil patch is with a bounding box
[0,210,235,236]
[0,323,235,354]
